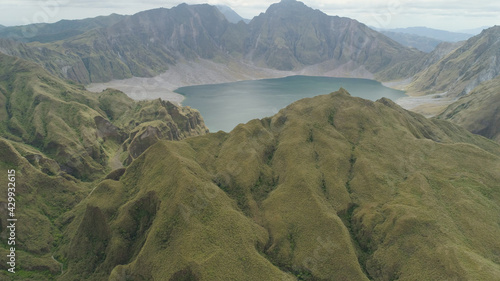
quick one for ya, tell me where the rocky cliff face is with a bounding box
[246,0,423,78]
[0,1,424,85]
[409,26,500,97]
[0,4,231,84]
[439,75,500,142]
[122,99,208,164]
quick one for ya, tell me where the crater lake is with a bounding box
[175,76,406,132]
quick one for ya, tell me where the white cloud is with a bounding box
[0,0,498,30]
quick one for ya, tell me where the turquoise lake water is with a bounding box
[175,75,406,132]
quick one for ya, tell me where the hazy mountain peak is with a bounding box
[480,25,500,35]
[383,26,472,42]
[256,0,328,27]
[267,0,316,14]
[216,5,249,24]
[169,2,221,14]
[0,13,127,43]
[458,26,490,35]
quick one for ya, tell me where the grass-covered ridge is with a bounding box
[0,53,208,180]
[1,50,499,280]
[0,52,208,279]
[58,89,500,280]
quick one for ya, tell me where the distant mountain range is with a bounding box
[458,26,491,35]
[382,27,473,42]
[373,26,476,53]
[400,41,464,78]
[379,30,442,52]
[216,5,250,23]
[0,0,424,84]
[0,14,126,43]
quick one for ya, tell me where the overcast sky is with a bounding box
[1,0,498,32]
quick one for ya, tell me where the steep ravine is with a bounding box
[56,90,500,280]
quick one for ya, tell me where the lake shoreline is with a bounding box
[86,61,450,119]
[176,75,406,132]
[85,58,377,105]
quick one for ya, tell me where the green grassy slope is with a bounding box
[0,38,92,84]
[0,137,89,280]
[0,53,111,180]
[439,76,500,142]
[0,53,208,180]
[59,89,500,280]
[0,52,209,280]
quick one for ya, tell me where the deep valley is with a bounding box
[0,1,499,280]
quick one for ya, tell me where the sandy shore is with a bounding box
[86,78,186,105]
[395,93,457,117]
[382,78,413,91]
[86,59,299,105]
[383,78,456,117]
[86,58,378,105]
